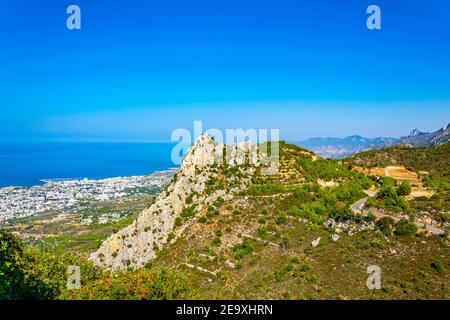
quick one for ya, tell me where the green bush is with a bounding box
[394,219,417,236]
[376,217,395,236]
[396,182,412,196]
[378,185,398,199]
[0,229,196,300]
[329,204,354,221]
[212,237,221,246]
[232,240,254,260]
[0,229,44,299]
[257,225,267,236]
[180,205,196,218]
[246,183,287,195]
[0,229,101,300]
[275,212,288,225]
[61,268,195,300]
[174,217,182,227]
[213,196,225,208]
[293,188,312,202]
[430,260,447,274]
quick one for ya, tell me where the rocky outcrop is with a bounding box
[89,135,266,271]
[399,123,450,147]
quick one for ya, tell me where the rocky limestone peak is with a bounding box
[408,128,423,137]
[89,134,262,271]
[181,134,222,177]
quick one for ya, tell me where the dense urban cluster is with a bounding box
[0,169,176,223]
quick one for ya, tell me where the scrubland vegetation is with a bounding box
[1,141,449,300]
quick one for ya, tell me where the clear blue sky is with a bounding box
[1,0,449,142]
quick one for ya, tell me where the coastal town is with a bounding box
[0,169,176,223]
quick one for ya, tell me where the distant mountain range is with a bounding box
[296,122,450,159]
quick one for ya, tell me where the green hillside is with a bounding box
[346,142,450,188]
[1,142,449,300]
[346,142,450,213]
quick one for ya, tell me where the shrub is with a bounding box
[180,205,196,218]
[329,204,353,221]
[376,217,395,236]
[396,182,412,196]
[257,225,267,236]
[167,233,175,243]
[246,184,287,195]
[62,268,195,300]
[293,188,312,202]
[212,237,221,246]
[213,197,224,208]
[366,197,376,207]
[275,212,287,225]
[198,216,207,223]
[394,219,417,236]
[1,229,102,300]
[431,260,447,274]
[2,229,196,300]
[0,229,43,299]
[174,217,182,227]
[378,185,398,200]
[232,240,254,260]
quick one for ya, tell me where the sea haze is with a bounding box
[0,142,177,188]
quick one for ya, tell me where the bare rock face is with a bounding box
[89,135,263,271]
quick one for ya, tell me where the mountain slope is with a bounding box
[345,142,450,213]
[90,135,263,270]
[145,139,449,299]
[398,123,450,147]
[5,135,448,300]
[345,141,450,184]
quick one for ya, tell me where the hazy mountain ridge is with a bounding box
[297,123,450,159]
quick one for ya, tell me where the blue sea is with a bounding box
[0,142,179,188]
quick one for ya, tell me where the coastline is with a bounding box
[0,141,177,188]
[0,168,178,223]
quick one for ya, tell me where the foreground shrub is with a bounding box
[233,240,254,260]
[394,219,417,236]
[396,182,412,196]
[60,268,195,300]
[0,229,44,299]
[275,212,288,225]
[376,217,395,236]
[430,260,447,274]
[0,229,195,300]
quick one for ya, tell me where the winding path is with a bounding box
[351,193,447,237]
